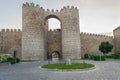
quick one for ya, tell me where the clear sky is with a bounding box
[0,0,120,33]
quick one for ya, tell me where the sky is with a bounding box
[0,0,120,34]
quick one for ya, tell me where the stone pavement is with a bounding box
[0,60,120,80]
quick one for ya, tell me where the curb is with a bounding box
[39,66,96,72]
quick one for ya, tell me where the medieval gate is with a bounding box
[22,2,81,60]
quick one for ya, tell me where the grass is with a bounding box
[41,63,94,70]
[21,60,40,62]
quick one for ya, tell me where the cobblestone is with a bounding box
[0,60,120,80]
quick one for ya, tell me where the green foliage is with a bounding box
[0,53,17,64]
[7,57,16,64]
[0,54,13,63]
[111,53,120,59]
[42,63,94,70]
[99,41,113,55]
[93,55,105,61]
[105,55,112,58]
[89,55,94,59]
[84,54,89,59]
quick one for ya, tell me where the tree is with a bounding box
[99,41,113,56]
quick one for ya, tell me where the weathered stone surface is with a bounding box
[0,29,22,59]
[22,3,46,60]
[80,33,114,57]
[47,30,61,57]
[114,26,120,52]
[0,2,120,60]
[22,3,81,60]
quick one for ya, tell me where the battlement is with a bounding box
[45,9,60,13]
[23,2,78,15]
[23,2,45,11]
[80,32,113,38]
[60,6,78,11]
[61,5,78,10]
[48,29,61,32]
[0,29,22,32]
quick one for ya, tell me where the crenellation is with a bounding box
[0,29,22,33]
[56,9,59,12]
[61,5,78,11]
[71,6,74,9]
[1,2,120,61]
[75,7,78,10]
[0,28,22,58]
[30,2,35,7]
[23,3,26,7]
[47,9,50,11]
[11,29,13,32]
[51,9,54,12]
[80,32,114,57]
[36,4,39,7]
[80,32,113,39]
[14,29,17,32]
[6,29,9,32]
[1,29,5,32]
[45,9,60,14]
[18,29,21,32]
[49,29,52,31]
[25,2,29,6]
[48,29,61,32]
[67,5,70,8]
[63,6,66,9]
[40,7,43,9]
[21,2,119,60]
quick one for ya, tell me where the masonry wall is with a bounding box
[22,2,46,60]
[80,32,114,57]
[0,29,22,58]
[47,29,61,58]
[114,26,120,52]
[60,6,81,59]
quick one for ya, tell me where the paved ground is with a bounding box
[0,60,120,80]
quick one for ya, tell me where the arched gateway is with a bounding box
[22,2,81,60]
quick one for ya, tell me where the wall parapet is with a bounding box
[80,32,113,38]
[60,5,78,11]
[48,29,61,32]
[23,2,45,11]
[0,29,22,32]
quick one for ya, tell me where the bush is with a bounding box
[111,53,120,59]
[0,53,16,64]
[106,55,112,58]
[0,54,13,63]
[89,54,94,59]
[84,54,89,59]
[7,57,16,64]
[93,55,105,61]
[16,58,20,63]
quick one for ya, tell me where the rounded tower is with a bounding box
[22,2,46,60]
[60,6,81,59]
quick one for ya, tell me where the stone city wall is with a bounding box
[0,2,119,60]
[0,29,22,58]
[22,2,81,60]
[114,26,120,52]
[80,32,114,57]
[47,29,61,58]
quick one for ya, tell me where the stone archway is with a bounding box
[44,15,62,59]
[22,2,81,60]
